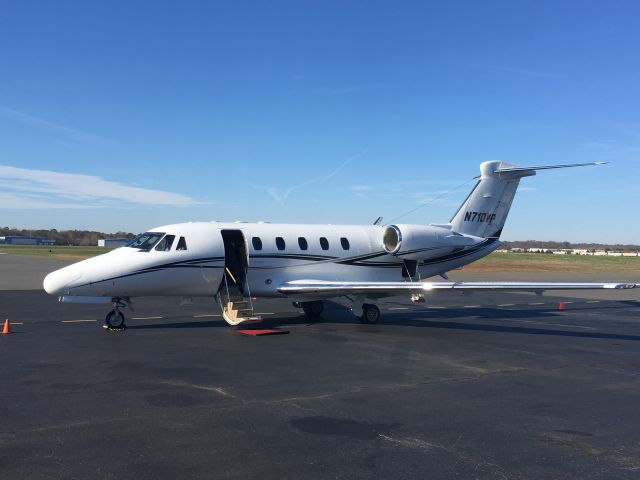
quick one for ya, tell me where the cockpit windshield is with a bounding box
[126,232,165,251]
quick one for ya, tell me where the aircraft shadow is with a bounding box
[126,320,227,330]
[124,300,640,342]
[257,302,640,343]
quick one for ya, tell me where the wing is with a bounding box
[278,280,638,298]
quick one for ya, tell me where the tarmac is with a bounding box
[1,254,640,479]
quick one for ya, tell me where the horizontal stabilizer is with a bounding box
[494,162,608,174]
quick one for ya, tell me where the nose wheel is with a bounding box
[104,309,126,329]
[103,297,130,330]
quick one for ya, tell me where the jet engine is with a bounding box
[382,224,477,260]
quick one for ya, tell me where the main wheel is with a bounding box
[302,300,324,317]
[105,309,126,329]
[360,304,380,324]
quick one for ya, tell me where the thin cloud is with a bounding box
[0,165,198,209]
[0,192,100,210]
[0,106,102,144]
[252,150,367,208]
[350,179,470,200]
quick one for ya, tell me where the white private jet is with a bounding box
[43,160,636,329]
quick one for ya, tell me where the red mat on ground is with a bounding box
[236,328,289,336]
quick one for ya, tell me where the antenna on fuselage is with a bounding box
[373,216,383,225]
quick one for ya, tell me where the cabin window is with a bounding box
[176,236,188,251]
[320,237,329,250]
[126,232,165,251]
[155,235,175,251]
[276,237,286,251]
[252,237,263,251]
[340,237,350,250]
[298,237,308,250]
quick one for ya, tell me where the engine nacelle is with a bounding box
[382,224,477,260]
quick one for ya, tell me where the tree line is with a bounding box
[1,228,136,247]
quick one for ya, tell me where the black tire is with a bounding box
[360,304,380,324]
[302,301,324,317]
[105,310,126,329]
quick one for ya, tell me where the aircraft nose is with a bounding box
[43,266,83,296]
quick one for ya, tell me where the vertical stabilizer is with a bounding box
[449,161,534,238]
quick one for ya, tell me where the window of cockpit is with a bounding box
[252,237,262,250]
[176,236,188,251]
[319,237,329,250]
[126,232,165,251]
[340,237,350,250]
[276,237,285,251]
[155,235,175,251]
[298,237,308,250]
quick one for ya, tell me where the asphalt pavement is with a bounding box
[1,255,640,479]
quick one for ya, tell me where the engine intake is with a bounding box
[382,225,402,254]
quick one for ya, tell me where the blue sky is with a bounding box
[1,1,639,243]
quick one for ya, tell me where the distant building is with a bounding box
[0,236,55,246]
[98,239,129,248]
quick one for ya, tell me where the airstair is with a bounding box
[218,267,261,326]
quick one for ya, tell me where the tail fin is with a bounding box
[449,160,606,238]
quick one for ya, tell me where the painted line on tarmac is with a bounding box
[509,318,595,330]
[528,302,545,305]
[388,307,409,311]
[427,306,445,309]
[11,322,24,325]
[255,312,275,315]
[193,314,221,318]
[586,300,600,303]
[498,304,515,307]
[62,319,97,323]
[463,305,481,308]
[131,316,163,320]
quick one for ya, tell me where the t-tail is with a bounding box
[449,160,606,239]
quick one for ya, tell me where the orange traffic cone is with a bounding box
[558,302,565,311]
[2,319,12,334]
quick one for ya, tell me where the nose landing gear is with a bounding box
[103,297,131,330]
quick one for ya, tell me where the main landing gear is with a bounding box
[104,297,130,330]
[351,300,381,324]
[294,299,381,324]
[359,304,381,324]
[295,300,324,318]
